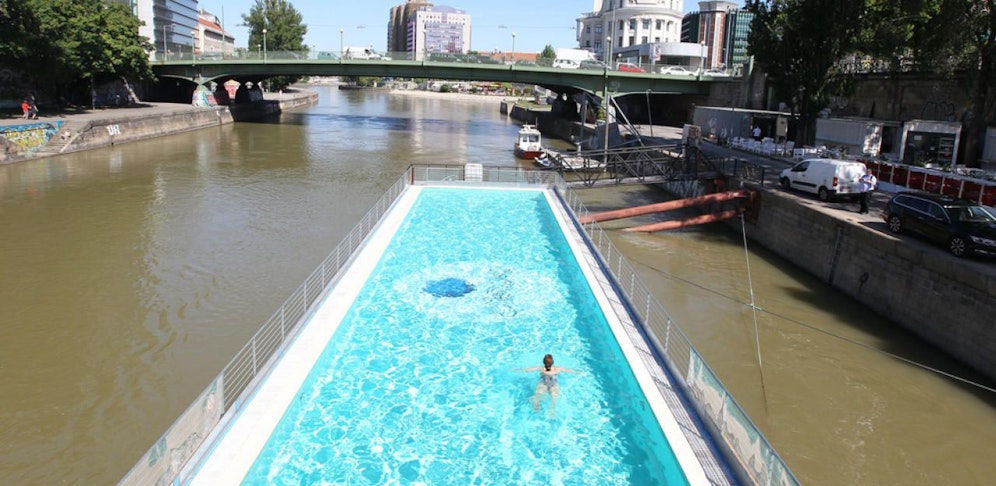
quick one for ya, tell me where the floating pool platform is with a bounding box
[120,165,798,486]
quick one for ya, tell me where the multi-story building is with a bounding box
[388,1,434,54]
[407,5,471,60]
[722,8,753,70]
[196,10,235,57]
[697,1,736,69]
[682,2,752,71]
[576,0,684,63]
[680,11,700,44]
[124,0,199,60]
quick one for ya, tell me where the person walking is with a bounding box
[858,168,878,214]
[752,125,762,141]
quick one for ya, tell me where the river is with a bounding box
[0,85,993,485]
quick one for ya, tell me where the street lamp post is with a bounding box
[511,32,516,64]
[262,28,267,62]
[339,28,344,59]
[191,30,197,60]
[162,24,171,62]
[257,43,262,59]
[603,35,612,153]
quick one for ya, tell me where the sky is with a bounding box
[198,0,740,54]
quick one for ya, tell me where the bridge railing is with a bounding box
[154,50,739,78]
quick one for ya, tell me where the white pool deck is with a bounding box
[185,184,728,485]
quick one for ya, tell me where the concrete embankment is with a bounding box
[734,183,996,381]
[72,92,319,153]
[0,91,318,163]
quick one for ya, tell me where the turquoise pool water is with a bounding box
[241,187,689,485]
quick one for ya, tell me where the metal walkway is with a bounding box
[557,144,761,189]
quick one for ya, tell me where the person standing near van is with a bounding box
[858,169,878,214]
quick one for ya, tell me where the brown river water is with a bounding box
[0,86,993,485]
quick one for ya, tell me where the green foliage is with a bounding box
[746,0,866,144]
[243,0,308,89]
[913,0,996,163]
[538,45,556,60]
[0,0,153,96]
[439,84,452,93]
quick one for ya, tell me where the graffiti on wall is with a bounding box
[920,98,957,122]
[0,121,64,153]
[192,85,217,107]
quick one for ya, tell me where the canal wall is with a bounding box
[69,106,234,153]
[734,183,996,381]
[0,91,319,164]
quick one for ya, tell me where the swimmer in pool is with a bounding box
[516,354,579,417]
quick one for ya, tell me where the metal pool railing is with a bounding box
[557,187,799,486]
[122,164,795,486]
[120,170,412,486]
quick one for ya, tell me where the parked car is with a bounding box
[552,58,581,69]
[779,158,866,201]
[514,60,538,67]
[616,62,646,73]
[579,59,607,70]
[703,68,730,77]
[658,66,696,76]
[883,191,996,257]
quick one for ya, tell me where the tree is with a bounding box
[746,1,866,145]
[242,0,307,90]
[536,45,556,67]
[1,0,152,100]
[913,0,995,166]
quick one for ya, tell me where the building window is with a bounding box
[594,24,602,34]
[642,19,650,30]
[594,40,602,50]
[656,20,662,30]
[628,19,636,29]
[619,20,624,31]
[642,36,648,44]
[629,36,635,46]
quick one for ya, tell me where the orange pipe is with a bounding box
[623,209,742,232]
[579,190,750,224]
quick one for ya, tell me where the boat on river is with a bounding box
[514,125,544,159]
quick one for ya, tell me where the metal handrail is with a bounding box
[557,184,798,486]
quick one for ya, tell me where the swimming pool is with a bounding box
[189,186,708,484]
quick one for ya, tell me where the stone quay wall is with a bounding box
[731,183,996,381]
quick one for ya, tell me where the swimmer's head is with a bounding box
[543,354,553,371]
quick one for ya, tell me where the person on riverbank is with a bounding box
[858,168,878,214]
[20,100,30,119]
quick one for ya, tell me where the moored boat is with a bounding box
[514,125,544,159]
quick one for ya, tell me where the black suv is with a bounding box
[883,191,996,257]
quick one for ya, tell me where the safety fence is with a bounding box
[121,164,796,486]
[865,159,996,206]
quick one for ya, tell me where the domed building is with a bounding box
[576,0,685,65]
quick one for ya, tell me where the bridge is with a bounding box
[151,51,731,98]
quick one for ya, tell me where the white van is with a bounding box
[779,158,867,201]
[343,46,389,60]
[552,58,580,69]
